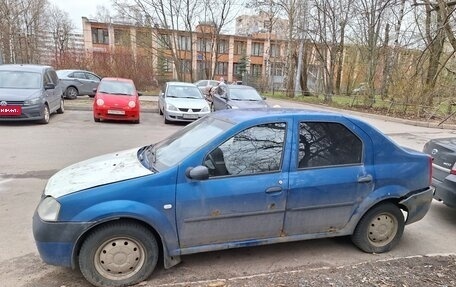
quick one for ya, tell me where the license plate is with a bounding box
[0,105,21,116]
[183,114,198,119]
[108,110,125,115]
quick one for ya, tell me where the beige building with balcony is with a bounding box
[81,16,287,86]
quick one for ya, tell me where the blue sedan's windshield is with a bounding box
[152,116,233,170]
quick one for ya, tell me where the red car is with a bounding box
[93,78,141,123]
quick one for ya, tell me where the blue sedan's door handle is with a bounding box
[265,186,283,193]
[358,174,373,183]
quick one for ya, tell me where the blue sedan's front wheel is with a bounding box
[79,221,159,287]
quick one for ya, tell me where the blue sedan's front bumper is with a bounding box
[32,212,92,268]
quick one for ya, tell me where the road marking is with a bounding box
[0,178,13,192]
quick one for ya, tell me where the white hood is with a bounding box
[166,97,209,109]
[45,148,153,198]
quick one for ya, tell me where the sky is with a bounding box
[49,0,114,31]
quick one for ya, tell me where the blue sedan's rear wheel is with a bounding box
[352,203,404,253]
[79,222,159,287]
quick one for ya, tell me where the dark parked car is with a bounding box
[57,69,101,99]
[212,84,268,111]
[33,109,433,287]
[423,138,456,207]
[0,64,64,124]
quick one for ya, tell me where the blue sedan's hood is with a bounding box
[228,99,269,109]
[0,88,41,101]
[44,148,153,198]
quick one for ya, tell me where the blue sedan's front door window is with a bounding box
[176,122,290,248]
[205,123,285,177]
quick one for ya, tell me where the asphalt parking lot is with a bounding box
[1,102,456,286]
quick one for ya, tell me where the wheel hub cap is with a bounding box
[367,213,397,246]
[95,237,145,280]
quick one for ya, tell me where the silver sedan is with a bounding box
[57,69,101,99]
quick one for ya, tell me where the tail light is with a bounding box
[451,162,456,175]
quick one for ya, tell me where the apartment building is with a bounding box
[39,31,85,65]
[81,16,287,86]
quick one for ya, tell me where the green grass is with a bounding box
[264,91,456,120]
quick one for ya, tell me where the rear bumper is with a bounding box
[431,175,456,207]
[399,187,434,224]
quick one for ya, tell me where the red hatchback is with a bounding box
[93,78,141,123]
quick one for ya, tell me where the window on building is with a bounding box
[298,122,362,169]
[234,41,246,55]
[92,28,109,44]
[250,64,262,76]
[270,44,280,57]
[215,62,228,75]
[178,35,191,51]
[136,31,152,48]
[157,56,173,73]
[197,38,212,52]
[114,29,131,46]
[271,62,284,76]
[157,34,171,49]
[251,42,264,56]
[217,39,228,53]
[180,59,191,73]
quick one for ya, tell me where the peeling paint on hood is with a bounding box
[45,148,153,198]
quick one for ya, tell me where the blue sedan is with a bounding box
[33,109,434,287]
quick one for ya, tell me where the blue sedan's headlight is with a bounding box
[37,196,61,221]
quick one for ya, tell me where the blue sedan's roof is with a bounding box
[211,108,348,124]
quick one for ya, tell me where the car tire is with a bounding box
[94,117,100,122]
[351,202,404,253]
[88,95,95,98]
[79,221,159,287]
[133,118,140,124]
[210,103,214,112]
[159,108,163,115]
[65,87,78,99]
[56,98,65,114]
[163,112,171,124]
[39,104,50,124]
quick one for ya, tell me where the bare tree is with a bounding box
[0,0,49,64]
[47,5,75,66]
[306,0,354,101]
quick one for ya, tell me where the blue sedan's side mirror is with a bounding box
[185,166,209,180]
